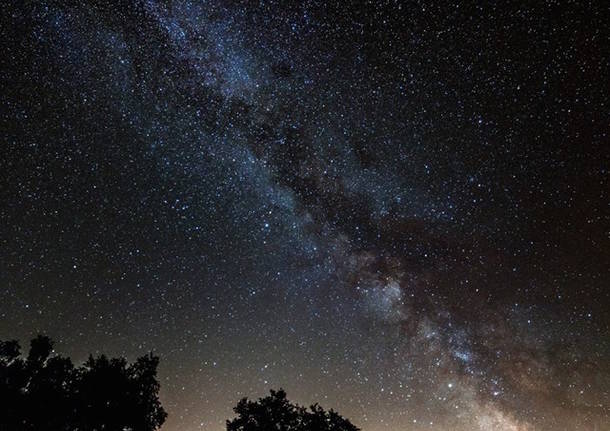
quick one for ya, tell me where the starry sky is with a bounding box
[1,1,609,430]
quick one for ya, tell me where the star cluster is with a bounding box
[1,1,608,430]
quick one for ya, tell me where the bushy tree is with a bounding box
[227,389,359,431]
[0,335,166,431]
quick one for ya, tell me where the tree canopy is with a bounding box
[0,335,166,431]
[2,336,359,431]
[227,389,360,431]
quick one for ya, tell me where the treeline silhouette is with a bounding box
[227,389,360,431]
[1,335,359,431]
[0,335,166,431]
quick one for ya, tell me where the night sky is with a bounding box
[1,1,609,430]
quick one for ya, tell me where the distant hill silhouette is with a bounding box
[227,389,360,431]
[0,335,166,431]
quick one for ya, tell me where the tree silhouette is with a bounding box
[226,389,360,431]
[0,335,166,431]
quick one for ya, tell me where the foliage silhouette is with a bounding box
[0,335,166,431]
[226,389,360,431]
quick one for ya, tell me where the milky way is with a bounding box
[1,2,609,430]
